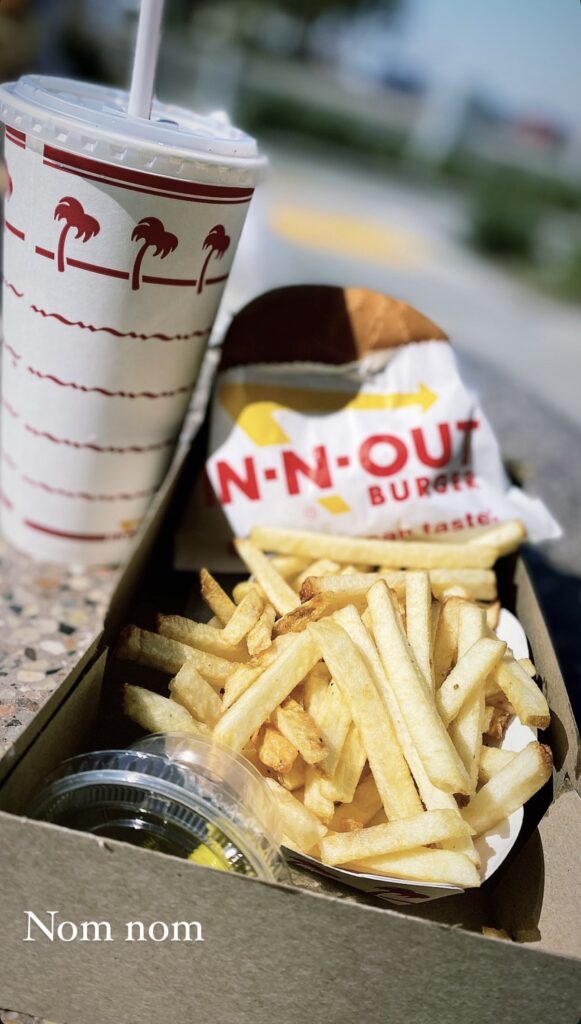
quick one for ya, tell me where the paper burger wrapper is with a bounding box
[0,76,265,564]
[205,286,560,553]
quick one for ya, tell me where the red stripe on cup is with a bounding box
[5,125,26,141]
[5,126,25,149]
[35,246,54,259]
[43,162,251,204]
[65,257,129,279]
[43,144,254,201]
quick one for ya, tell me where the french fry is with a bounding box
[457,602,487,659]
[436,638,506,727]
[302,662,332,713]
[246,603,276,656]
[221,635,295,710]
[273,698,327,765]
[492,653,550,729]
[433,598,462,687]
[251,526,498,569]
[273,594,335,638]
[463,742,552,835]
[329,775,383,832]
[449,602,487,791]
[116,624,191,675]
[294,558,341,590]
[405,571,434,689]
[123,684,209,737]
[232,580,264,604]
[118,625,233,683]
[334,603,479,865]
[270,555,310,579]
[306,676,352,778]
[484,707,512,742]
[449,693,485,795]
[257,725,298,773]
[320,724,366,803]
[319,809,474,866]
[468,519,526,556]
[309,618,424,818]
[518,657,537,678]
[478,745,517,784]
[301,570,497,605]
[169,661,222,727]
[278,755,307,791]
[367,808,388,827]
[431,601,440,646]
[265,778,327,852]
[200,568,236,624]
[156,614,248,660]
[368,582,472,796]
[485,601,501,630]
[303,765,335,824]
[220,587,265,646]
[235,539,300,615]
[482,927,512,941]
[213,633,321,752]
[343,848,481,887]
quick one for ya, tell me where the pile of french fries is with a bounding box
[118,518,552,890]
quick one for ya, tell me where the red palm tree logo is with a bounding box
[197,224,230,294]
[131,217,178,291]
[54,197,100,273]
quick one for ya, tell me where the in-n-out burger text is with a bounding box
[213,420,480,505]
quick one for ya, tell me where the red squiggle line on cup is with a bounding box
[0,395,20,418]
[22,475,158,502]
[3,342,22,362]
[1,451,17,470]
[24,423,176,453]
[24,520,136,542]
[26,366,194,399]
[29,304,212,342]
[2,280,24,298]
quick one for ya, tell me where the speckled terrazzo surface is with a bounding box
[0,534,118,757]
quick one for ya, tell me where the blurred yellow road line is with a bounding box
[269,203,429,269]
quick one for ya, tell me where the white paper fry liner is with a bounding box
[286,609,537,905]
[206,342,560,544]
[1,127,254,564]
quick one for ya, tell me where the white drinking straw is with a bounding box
[128,0,165,119]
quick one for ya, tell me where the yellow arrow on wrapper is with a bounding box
[219,382,438,447]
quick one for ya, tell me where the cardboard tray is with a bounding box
[0,369,580,1024]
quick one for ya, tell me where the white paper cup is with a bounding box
[0,75,265,564]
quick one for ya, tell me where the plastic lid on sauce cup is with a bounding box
[28,734,288,883]
[0,75,266,185]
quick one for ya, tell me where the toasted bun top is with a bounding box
[219,285,448,370]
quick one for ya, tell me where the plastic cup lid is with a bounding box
[0,75,266,182]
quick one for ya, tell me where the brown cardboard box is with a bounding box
[0,306,580,1024]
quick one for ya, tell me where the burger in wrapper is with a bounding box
[203,286,558,548]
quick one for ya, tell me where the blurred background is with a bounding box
[0,0,579,714]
